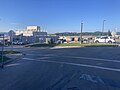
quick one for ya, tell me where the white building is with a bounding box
[14,26,59,44]
[16,30,34,36]
[27,26,40,32]
[16,26,46,36]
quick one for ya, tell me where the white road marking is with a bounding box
[23,57,51,60]
[79,74,105,84]
[39,57,51,59]
[22,58,35,60]
[58,56,120,63]
[5,63,20,67]
[26,54,55,57]
[26,54,120,63]
[50,47,61,49]
[43,54,55,56]
[23,58,120,72]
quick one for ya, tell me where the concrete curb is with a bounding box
[52,46,82,49]
[52,44,119,49]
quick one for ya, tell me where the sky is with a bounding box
[0,0,120,33]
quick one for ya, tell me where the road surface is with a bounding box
[0,47,120,90]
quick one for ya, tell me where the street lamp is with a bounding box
[11,31,13,51]
[0,34,4,68]
[80,21,83,44]
[102,20,106,35]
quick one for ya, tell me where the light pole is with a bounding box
[102,20,106,35]
[11,32,13,51]
[1,34,4,68]
[80,21,83,44]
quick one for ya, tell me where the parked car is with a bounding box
[55,39,66,44]
[18,42,24,45]
[13,41,24,45]
[78,38,89,43]
[13,42,18,45]
[94,36,116,43]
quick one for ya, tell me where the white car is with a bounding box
[18,42,23,45]
[13,42,18,45]
[94,36,116,43]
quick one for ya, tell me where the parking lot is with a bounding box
[0,47,120,90]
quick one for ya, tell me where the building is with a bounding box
[0,26,59,45]
[27,26,40,32]
[13,25,59,44]
[8,30,15,43]
[16,26,46,36]
[59,36,94,43]
[0,32,10,45]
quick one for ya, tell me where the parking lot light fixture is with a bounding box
[1,34,4,68]
[102,20,106,35]
[80,21,83,44]
[11,31,13,51]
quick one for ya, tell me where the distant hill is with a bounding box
[116,32,120,35]
[0,32,8,36]
[55,31,108,36]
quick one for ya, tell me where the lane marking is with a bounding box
[23,58,120,72]
[56,56,120,63]
[39,57,51,59]
[5,63,20,67]
[22,58,35,60]
[25,54,120,63]
[26,54,55,56]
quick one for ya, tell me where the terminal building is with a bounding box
[1,26,59,45]
[11,26,58,44]
[16,26,47,36]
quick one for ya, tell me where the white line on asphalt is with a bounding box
[57,56,120,63]
[39,57,51,59]
[22,58,35,60]
[23,58,120,72]
[5,63,20,67]
[26,54,55,56]
[25,54,120,63]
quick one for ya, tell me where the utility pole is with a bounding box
[1,34,4,68]
[11,32,13,51]
[102,20,106,36]
[80,21,83,44]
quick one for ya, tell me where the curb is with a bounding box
[51,46,82,49]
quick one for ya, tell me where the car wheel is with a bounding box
[95,40,99,43]
[108,41,112,43]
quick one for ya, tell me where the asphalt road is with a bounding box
[1,47,120,90]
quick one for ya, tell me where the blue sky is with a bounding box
[0,0,120,33]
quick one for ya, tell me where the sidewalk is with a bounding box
[51,46,82,49]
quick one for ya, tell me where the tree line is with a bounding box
[55,30,112,36]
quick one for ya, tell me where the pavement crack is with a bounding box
[46,72,77,90]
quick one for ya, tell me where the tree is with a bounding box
[108,30,112,36]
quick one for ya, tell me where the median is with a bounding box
[54,43,118,48]
[25,43,56,47]
[24,42,118,48]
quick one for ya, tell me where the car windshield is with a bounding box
[0,0,120,90]
[96,37,100,39]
